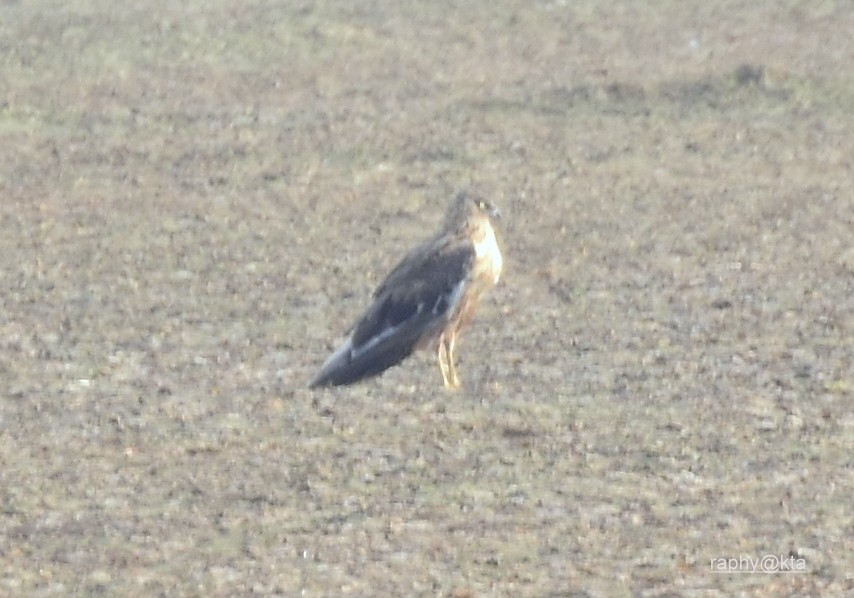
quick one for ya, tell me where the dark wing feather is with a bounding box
[369,237,436,300]
[309,239,474,387]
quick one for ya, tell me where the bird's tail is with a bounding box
[308,325,423,388]
[309,340,354,388]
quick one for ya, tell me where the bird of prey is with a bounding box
[310,192,503,389]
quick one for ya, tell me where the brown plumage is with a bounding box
[309,192,503,389]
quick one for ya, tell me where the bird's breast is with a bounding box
[472,223,503,287]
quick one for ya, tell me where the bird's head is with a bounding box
[444,191,501,232]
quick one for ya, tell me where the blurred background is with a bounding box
[1,1,851,594]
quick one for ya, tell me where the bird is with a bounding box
[309,191,503,389]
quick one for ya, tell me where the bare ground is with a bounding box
[0,1,852,596]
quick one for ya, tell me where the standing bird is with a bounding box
[309,192,503,389]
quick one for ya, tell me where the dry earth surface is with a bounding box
[1,1,852,596]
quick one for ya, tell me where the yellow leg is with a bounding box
[437,338,452,388]
[445,334,461,389]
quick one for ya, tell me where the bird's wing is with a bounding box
[369,236,439,300]
[309,238,474,387]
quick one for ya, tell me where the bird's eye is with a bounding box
[477,200,487,210]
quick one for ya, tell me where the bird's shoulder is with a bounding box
[350,233,475,348]
[372,232,475,300]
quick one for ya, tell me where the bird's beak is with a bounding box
[490,205,502,220]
